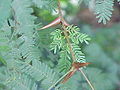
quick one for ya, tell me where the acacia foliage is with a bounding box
[0,0,119,90]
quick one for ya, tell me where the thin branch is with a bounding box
[62,25,76,62]
[58,0,95,90]
[79,69,95,90]
[48,70,71,90]
[58,0,76,62]
[58,0,62,19]
[61,19,95,90]
[49,0,95,90]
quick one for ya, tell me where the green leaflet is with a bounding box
[4,71,37,90]
[0,54,7,65]
[72,43,86,63]
[50,25,90,73]
[57,49,72,73]
[50,29,64,54]
[15,60,58,89]
[68,25,91,44]
[83,0,114,24]
[0,0,50,89]
[0,0,119,89]
[0,0,12,28]
[32,0,57,11]
[0,24,11,53]
[11,0,41,63]
[94,0,114,24]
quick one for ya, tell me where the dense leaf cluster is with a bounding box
[0,0,119,90]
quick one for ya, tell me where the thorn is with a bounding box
[37,17,61,30]
[37,17,70,30]
[61,68,76,83]
[72,62,91,69]
[61,62,91,84]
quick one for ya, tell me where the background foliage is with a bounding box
[0,0,120,90]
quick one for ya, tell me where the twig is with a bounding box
[62,25,76,62]
[48,70,71,90]
[58,0,95,90]
[79,69,95,90]
[61,14,95,90]
[58,0,76,62]
[58,0,62,19]
[49,0,95,90]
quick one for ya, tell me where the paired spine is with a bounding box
[61,62,91,83]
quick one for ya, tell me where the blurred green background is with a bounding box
[32,0,120,90]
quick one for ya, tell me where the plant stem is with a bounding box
[62,25,76,62]
[79,69,95,90]
[58,0,62,18]
[48,70,71,90]
[58,0,76,62]
[61,17,95,90]
[49,0,95,90]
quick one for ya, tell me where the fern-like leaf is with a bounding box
[0,0,11,28]
[15,60,57,89]
[11,0,41,63]
[94,0,114,24]
[67,25,90,44]
[72,43,86,62]
[32,0,57,11]
[4,71,37,90]
[57,49,71,73]
[50,29,64,54]
[50,25,90,74]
